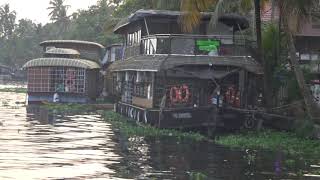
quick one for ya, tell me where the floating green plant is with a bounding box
[0,88,27,93]
[215,130,320,158]
[101,111,207,142]
[188,171,208,180]
[42,103,95,113]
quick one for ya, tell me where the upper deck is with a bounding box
[40,40,105,63]
[114,10,255,61]
[124,33,255,59]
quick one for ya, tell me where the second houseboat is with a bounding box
[23,40,105,103]
[107,10,263,129]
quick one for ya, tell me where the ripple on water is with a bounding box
[0,84,316,179]
[0,91,126,180]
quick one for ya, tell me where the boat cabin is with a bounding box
[101,44,124,97]
[23,40,104,103]
[108,9,263,129]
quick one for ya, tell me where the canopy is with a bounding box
[40,40,105,49]
[109,55,263,74]
[23,58,100,69]
[45,48,80,55]
[114,9,214,33]
[218,14,250,31]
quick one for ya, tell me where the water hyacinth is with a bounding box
[101,111,207,142]
[216,130,320,158]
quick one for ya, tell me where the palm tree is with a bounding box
[0,4,16,39]
[278,0,319,120]
[47,0,71,37]
[48,0,70,22]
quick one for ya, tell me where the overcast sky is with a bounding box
[0,0,98,24]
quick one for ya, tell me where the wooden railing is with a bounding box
[122,34,255,59]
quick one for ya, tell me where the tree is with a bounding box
[114,0,181,17]
[47,0,71,37]
[48,0,70,22]
[0,4,16,39]
[279,0,320,120]
[65,0,120,45]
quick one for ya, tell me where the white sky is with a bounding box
[0,0,98,24]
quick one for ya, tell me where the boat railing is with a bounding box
[122,34,256,59]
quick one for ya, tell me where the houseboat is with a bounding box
[23,40,105,103]
[108,9,264,129]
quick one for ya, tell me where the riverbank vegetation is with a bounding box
[0,87,27,93]
[101,111,207,141]
[216,130,320,158]
[102,110,319,160]
[43,103,95,113]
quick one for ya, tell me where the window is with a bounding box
[143,38,157,55]
[171,38,195,55]
[133,72,153,99]
[312,15,320,29]
[126,30,142,46]
[27,67,86,93]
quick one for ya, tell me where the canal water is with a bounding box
[0,83,319,179]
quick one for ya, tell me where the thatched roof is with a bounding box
[108,55,263,74]
[23,58,100,69]
[45,48,80,55]
[114,9,214,33]
[40,40,105,49]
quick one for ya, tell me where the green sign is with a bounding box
[196,40,220,52]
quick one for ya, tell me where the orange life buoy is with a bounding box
[170,86,180,104]
[179,84,191,103]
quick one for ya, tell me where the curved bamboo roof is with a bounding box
[40,40,105,49]
[114,9,214,33]
[45,48,80,55]
[23,58,100,69]
[109,55,263,74]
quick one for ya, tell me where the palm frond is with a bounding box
[279,0,318,33]
[180,0,216,32]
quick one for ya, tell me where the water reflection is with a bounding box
[0,86,318,179]
[0,92,126,180]
[27,105,57,125]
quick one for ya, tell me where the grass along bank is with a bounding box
[0,87,27,93]
[40,104,320,159]
[101,111,207,142]
[42,103,95,113]
[216,130,320,158]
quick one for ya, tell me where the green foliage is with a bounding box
[188,171,208,180]
[48,0,70,22]
[0,1,121,69]
[216,130,320,158]
[0,88,27,93]
[102,111,207,141]
[65,0,121,45]
[113,0,181,17]
[0,4,16,39]
[43,103,95,113]
[294,118,316,138]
